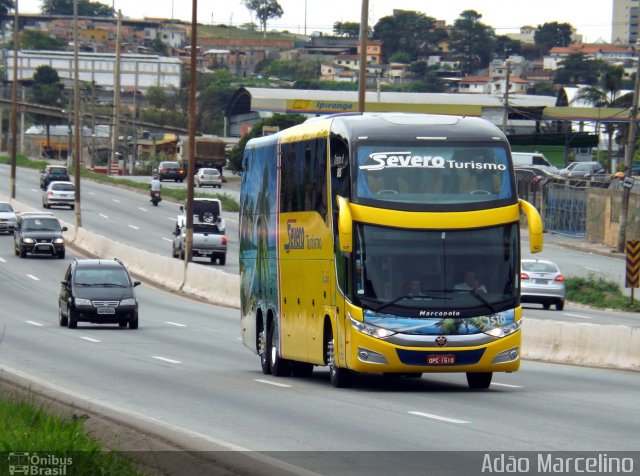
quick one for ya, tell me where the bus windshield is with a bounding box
[352,222,520,318]
[355,143,513,206]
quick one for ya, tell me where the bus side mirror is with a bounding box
[519,199,543,253]
[337,195,353,253]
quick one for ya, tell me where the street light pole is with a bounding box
[616,40,640,253]
[9,0,18,199]
[73,0,81,226]
[357,0,369,113]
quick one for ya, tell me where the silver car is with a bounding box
[43,181,76,209]
[194,168,222,188]
[0,201,17,233]
[520,259,566,310]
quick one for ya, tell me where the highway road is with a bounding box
[0,164,240,275]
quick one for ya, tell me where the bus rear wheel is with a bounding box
[466,372,492,389]
[326,336,354,388]
[269,320,290,376]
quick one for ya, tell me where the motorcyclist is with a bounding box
[150,175,161,201]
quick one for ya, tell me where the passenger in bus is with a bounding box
[454,270,488,294]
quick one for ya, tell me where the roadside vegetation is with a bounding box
[566,276,640,312]
[0,154,240,212]
[0,397,143,475]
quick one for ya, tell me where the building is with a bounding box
[6,50,182,91]
[543,43,634,70]
[612,0,640,44]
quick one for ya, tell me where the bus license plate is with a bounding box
[97,307,115,315]
[427,354,455,365]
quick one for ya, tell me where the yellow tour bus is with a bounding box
[239,112,543,389]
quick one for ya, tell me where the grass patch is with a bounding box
[0,397,143,475]
[0,155,240,212]
[566,275,640,312]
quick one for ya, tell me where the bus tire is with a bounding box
[466,372,492,389]
[326,336,354,388]
[269,320,290,376]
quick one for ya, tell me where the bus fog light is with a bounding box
[357,347,388,364]
[492,347,519,364]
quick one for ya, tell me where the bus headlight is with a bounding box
[349,315,396,339]
[485,320,521,338]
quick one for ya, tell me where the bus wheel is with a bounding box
[269,321,290,376]
[259,328,271,374]
[466,372,492,389]
[327,337,354,388]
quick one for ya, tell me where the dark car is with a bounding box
[58,258,141,329]
[558,161,605,179]
[40,165,71,190]
[14,212,67,259]
[155,161,185,182]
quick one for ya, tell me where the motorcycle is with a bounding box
[150,190,162,206]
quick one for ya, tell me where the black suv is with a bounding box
[155,161,185,182]
[40,165,71,190]
[58,258,141,329]
[14,212,67,258]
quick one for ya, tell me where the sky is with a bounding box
[17,0,614,43]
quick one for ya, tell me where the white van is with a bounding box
[512,151,558,174]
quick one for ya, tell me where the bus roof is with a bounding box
[245,113,507,149]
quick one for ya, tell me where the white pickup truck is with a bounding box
[172,222,227,265]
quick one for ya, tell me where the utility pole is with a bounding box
[73,0,82,227]
[617,40,640,253]
[9,0,18,199]
[357,0,369,113]
[502,59,511,133]
[184,0,197,270]
[110,10,122,176]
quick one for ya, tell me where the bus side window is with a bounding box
[330,139,350,230]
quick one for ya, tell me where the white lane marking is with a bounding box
[128,225,139,230]
[152,356,182,364]
[491,382,523,388]
[166,321,186,327]
[254,379,293,388]
[112,199,121,203]
[26,320,44,327]
[88,192,95,195]
[409,411,470,424]
[139,207,148,212]
[0,257,6,263]
[167,217,177,222]
[80,337,101,343]
[563,313,592,320]
[99,213,109,219]
[161,237,172,242]
[27,274,40,281]
[585,267,600,272]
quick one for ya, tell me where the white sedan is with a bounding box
[0,201,17,233]
[43,181,76,209]
[194,168,222,188]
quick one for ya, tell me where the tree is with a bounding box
[534,22,573,55]
[372,10,447,63]
[20,29,66,50]
[29,65,65,149]
[575,65,631,172]
[448,10,495,75]
[494,35,522,59]
[0,0,14,26]
[554,53,603,85]
[40,0,114,17]
[333,21,361,38]
[242,0,283,37]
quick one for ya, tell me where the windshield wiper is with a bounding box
[75,282,93,286]
[454,289,497,314]
[92,283,126,287]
